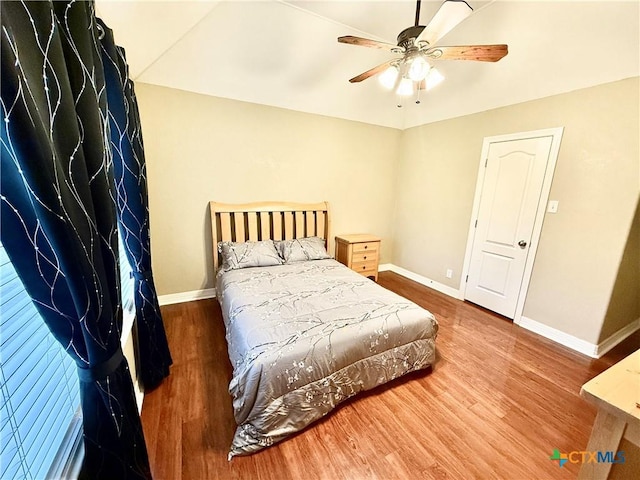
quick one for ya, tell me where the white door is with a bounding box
[464,133,557,319]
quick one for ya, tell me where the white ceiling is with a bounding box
[97,0,640,130]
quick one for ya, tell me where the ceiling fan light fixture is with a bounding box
[378,65,399,89]
[396,77,414,96]
[408,56,430,82]
[425,67,445,90]
[338,1,508,105]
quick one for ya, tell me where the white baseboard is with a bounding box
[157,267,461,305]
[517,316,640,359]
[379,263,462,299]
[158,288,216,306]
[596,317,640,357]
[156,276,639,360]
[517,316,599,357]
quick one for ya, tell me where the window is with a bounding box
[0,233,134,479]
[0,243,81,479]
[118,229,135,328]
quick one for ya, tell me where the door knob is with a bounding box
[518,240,527,249]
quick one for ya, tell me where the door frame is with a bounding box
[459,127,564,323]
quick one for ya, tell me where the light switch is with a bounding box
[547,200,559,213]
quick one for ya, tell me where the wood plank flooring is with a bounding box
[141,271,640,479]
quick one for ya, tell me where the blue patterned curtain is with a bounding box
[1,2,154,478]
[98,20,172,390]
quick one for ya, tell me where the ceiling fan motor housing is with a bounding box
[397,25,426,49]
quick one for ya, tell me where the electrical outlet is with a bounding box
[446,269,453,279]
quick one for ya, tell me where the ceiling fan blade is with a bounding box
[338,36,400,52]
[415,0,473,46]
[424,44,508,62]
[349,60,394,83]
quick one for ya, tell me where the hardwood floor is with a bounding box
[141,271,639,479]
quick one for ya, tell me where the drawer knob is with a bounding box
[364,245,368,249]
[362,266,366,270]
[364,256,367,260]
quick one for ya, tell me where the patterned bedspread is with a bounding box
[216,259,438,458]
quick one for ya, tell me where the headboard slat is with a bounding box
[247,212,258,241]
[220,213,232,242]
[273,212,283,241]
[234,213,245,242]
[259,212,270,240]
[284,212,294,240]
[305,211,315,237]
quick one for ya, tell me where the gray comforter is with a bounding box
[216,259,438,458]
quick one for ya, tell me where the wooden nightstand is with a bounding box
[335,234,381,281]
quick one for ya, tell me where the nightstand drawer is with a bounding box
[353,242,379,254]
[352,259,378,273]
[352,251,378,263]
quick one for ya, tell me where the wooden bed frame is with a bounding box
[209,201,331,272]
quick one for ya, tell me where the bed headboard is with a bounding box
[209,201,331,272]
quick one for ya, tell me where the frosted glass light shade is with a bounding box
[425,68,445,90]
[378,66,399,89]
[409,56,430,81]
[396,77,414,96]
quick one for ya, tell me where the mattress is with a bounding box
[216,259,438,458]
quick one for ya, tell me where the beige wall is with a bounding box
[599,196,640,342]
[138,78,638,346]
[393,77,640,344]
[135,84,400,296]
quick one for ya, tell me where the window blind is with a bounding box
[0,233,133,479]
[0,243,81,479]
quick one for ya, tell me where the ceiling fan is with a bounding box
[338,0,508,105]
